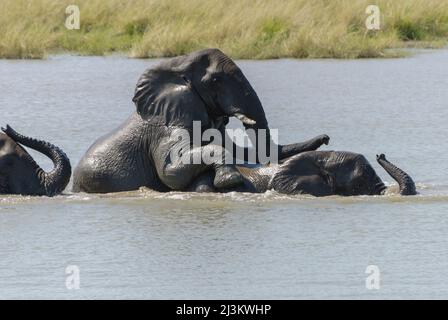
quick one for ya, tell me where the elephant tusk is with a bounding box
[234,113,256,125]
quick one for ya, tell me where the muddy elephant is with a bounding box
[189,151,417,196]
[0,125,71,196]
[73,48,329,193]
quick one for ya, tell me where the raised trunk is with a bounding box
[3,125,71,196]
[376,154,416,196]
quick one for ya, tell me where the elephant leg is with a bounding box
[0,175,9,194]
[278,134,330,160]
[187,171,216,193]
[222,129,330,163]
[154,143,242,191]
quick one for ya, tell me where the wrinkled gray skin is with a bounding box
[0,125,71,196]
[73,48,329,193]
[189,151,417,196]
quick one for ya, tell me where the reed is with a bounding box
[1,0,447,59]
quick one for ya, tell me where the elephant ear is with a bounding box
[270,155,334,194]
[132,65,211,129]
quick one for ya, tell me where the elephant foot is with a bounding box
[308,134,330,151]
[187,172,216,193]
[214,165,243,189]
[318,134,330,146]
[314,134,330,149]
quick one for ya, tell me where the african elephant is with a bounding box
[188,151,417,196]
[73,48,329,193]
[0,125,71,196]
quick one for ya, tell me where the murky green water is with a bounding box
[0,50,447,299]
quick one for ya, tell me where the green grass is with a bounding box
[1,0,448,59]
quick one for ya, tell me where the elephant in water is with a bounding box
[73,48,329,193]
[0,125,71,196]
[188,151,416,196]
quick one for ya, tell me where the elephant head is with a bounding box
[132,48,271,151]
[270,151,416,196]
[0,125,71,196]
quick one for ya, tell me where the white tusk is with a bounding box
[234,113,256,125]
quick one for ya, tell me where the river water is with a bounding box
[0,50,447,299]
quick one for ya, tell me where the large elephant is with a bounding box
[188,151,417,196]
[73,48,329,193]
[0,125,71,196]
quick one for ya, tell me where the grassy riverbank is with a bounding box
[1,0,448,59]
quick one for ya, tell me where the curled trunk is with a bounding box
[376,154,416,196]
[2,125,71,196]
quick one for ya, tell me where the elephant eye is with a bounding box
[211,75,223,84]
[206,75,223,88]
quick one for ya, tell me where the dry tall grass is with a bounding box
[1,0,447,59]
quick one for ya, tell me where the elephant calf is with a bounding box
[189,151,416,196]
[0,125,71,196]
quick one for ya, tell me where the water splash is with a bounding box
[1,182,448,207]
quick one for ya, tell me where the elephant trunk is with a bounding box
[239,99,275,163]
[2,125,71,196]
[376,154,416,196]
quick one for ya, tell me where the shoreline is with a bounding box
[1,47,445,61]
